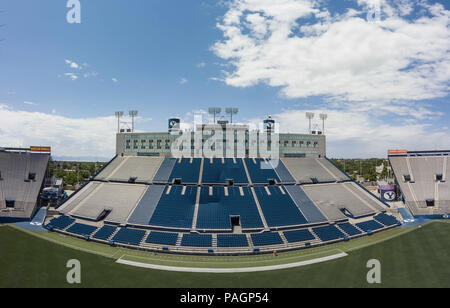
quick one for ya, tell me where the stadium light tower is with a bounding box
[129,110,138,132]
[225,107,239,123]
[115,111,124,133]
[319,113,328,134]
[208,107,221,124]
[306,112,315,134]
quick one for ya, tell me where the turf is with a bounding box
[1,221,449,288]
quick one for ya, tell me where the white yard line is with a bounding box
[116,252,348,273]
[118,248,345,266]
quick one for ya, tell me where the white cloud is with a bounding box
[248,108,450,157]
[180,78,188,85]
[197,62,207,68]
[23,101,36,106]
[0,105,116,158]
[65,59,81,70]
[112,78,118,83]
[64,73,78,81]
[212,0,450,110]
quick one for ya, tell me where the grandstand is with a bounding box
[95,156,163,183]
[389,150,450,217]
[43,118,401,255]
[0,147,50,222]
[49,156,399,255]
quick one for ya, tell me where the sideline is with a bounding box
[116,252,348,273]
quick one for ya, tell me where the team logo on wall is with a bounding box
[380,185,397,202]
[383,191,396,201]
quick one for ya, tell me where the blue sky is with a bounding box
[0,0,449,160]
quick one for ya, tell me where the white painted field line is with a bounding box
[116,252,348,273]
[118,248,344,266]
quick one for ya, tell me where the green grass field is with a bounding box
[1,221,449,288]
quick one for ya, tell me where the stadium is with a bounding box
[1,112,449,288]
[1,0,449,290]
[39,115,404,256]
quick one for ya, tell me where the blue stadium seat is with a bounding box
[283,229,315,243]
[268,159,296,183]
[168,158,201,183]
[202,158,248,184]
[254,186,308,227]
[196,186,264,230]
[251,232,283,246]
[112,228,146,246]
[312,225,345,241]
[356,220,384,232]
[217,234,249,247]
[66,223,98,237]
[92,225,117,241]
[146,231,179,246]
[244,158,280,184]
[374,213,400,226]
[149,185,196,229]
[181,234,212,247]
[46,216,75,230]
[337,222,362,236]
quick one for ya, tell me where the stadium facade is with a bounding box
[389,150,450,219]
[45,116,401,255]
[0,147,50,222]
[116,119,327,158]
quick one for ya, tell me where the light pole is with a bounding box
[115,111,124,133]
[208,107,221,124]
[319,113,328,134]
[306,112,315,134]
[225,107,239,123]
[129,110,138,132]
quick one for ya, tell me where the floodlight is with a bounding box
[306,112,315,134]
[225,107,239,123]
[115,111,124,133]
[319,113,328,134]
[208,107,222,124]
[129,110,138,132]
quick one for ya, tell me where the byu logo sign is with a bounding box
[66,259,81,284]
[383,191,396,201]
[66,0,81,24]
[366,259,381,284]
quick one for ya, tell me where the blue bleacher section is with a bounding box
[337,222,362,236]
[128,185,166,226]
[92,225,117,241]
[149,185,196,229]
[283,229,315,243]
[217,234,249,247]
[47,216,75,230]
[112,228,146,246]
[312,225,345,241]
[284,186,328,223]
[374,213,400,226]
[153,157,177,182]
[254,186,308,227]
[245,158,280,184]
[269,159,296,183]
[202,158,248,184]
[251,232,283,246]
[181,233,212,247]
[356,220,384,232]
[146,231,179,246]
[196,186,264,230]
[66,223,98,237]
[168,158,201,183]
